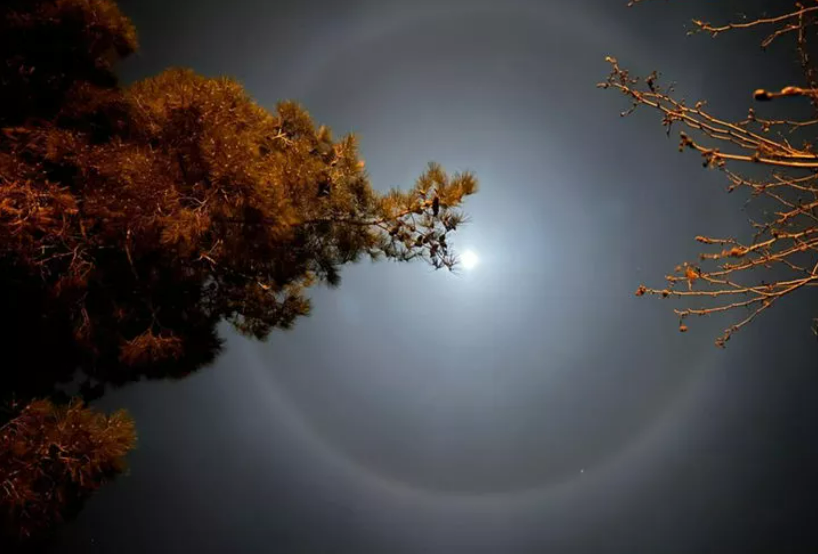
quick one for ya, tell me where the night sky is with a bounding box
[47,0,818,552]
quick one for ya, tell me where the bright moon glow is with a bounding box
[460,249,479,270]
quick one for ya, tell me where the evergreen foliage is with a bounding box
[0,0,476,543]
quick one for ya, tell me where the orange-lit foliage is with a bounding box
[0,0,477,382]
[1,0,477,543]
[0,399,135,542]
[601,2,818,347]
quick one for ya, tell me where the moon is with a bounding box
[460,249,479,270]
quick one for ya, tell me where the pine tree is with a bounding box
[1,399,136,544]
[0,0,476,542]
[1,0,476,386]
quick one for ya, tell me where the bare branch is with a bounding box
[605,3,818,346]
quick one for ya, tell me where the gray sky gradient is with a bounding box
[48,1,818,552]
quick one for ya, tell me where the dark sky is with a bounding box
[49,0,818,552]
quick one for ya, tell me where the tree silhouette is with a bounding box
[602,1,818,347]
[0,0,477,543]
